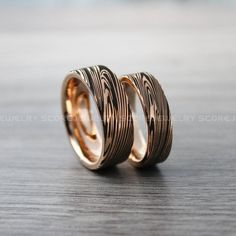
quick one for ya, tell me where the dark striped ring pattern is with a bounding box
[61,65,134,170]
[120,72,173,168]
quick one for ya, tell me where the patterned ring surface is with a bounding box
[61,65,133,170]
[120,72,173,168]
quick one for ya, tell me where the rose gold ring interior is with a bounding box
[61,73,104,170]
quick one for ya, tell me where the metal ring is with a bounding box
[61,65,133,170]
[120,72,173,167]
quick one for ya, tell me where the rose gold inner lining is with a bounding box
[122,80,148,162]
[64,77,103,164]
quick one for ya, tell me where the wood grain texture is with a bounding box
[0,3,236,236]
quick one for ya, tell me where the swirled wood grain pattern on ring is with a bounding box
[120,72,173,167]
[62,65,134,170]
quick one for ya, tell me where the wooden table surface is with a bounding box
[0,2,236,235]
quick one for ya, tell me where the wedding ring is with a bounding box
[62,65,133,170]
[120,72,173,167]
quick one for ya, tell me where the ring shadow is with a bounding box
[94,163,165,180]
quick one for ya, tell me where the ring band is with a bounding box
[61,65,133,170]
[120,72,173,167]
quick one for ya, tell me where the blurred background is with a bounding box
[0,0,236,235]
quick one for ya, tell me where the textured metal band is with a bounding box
[120,72,173,167]
[61,65,133,170]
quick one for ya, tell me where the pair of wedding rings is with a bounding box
[61,65,172,170]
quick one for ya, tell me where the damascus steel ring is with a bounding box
[120,72,173,168]
[62,65,133,170]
